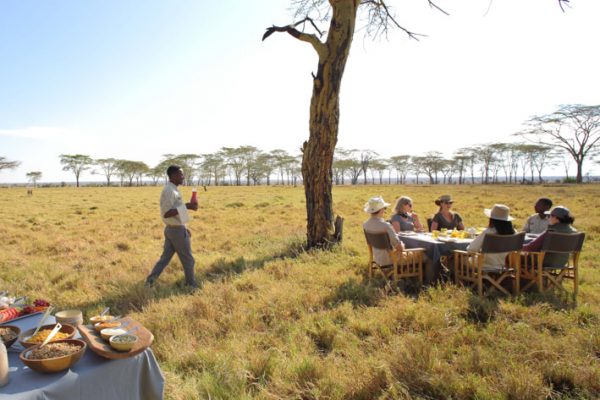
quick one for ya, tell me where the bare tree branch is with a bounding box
[559,0,570,13]
[263,17,328,60]
[361,0,427,40]
[428,0,450,16]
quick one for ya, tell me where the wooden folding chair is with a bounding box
[520,232,585,299]
[364,230,424,287]
[453,232,525,296]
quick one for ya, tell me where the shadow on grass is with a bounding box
[73,238,307,317]
[200,238,306,282]
[463,294,500,324]
[517,290,577,311]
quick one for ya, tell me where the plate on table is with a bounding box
[0,308,44,325]
[398,231,417,236]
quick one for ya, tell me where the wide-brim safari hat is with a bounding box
[364,196,390,213]
[434,194,454,206]
[484,204,514,221]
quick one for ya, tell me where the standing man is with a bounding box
[146,165,199,289]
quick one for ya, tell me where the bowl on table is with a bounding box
[19,339,86,373]
[89,315,114,325]
[100,327,127,341]
[19,323,76,348]
[0,325,21,349]
[94,320,121,333]
[109,334,138,352]
[55,309,83,326]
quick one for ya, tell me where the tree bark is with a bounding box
[302,0,358,249]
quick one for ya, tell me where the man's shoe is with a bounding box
[145,277,156,288]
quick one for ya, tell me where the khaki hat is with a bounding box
[435,194,454,206]
[364,196,390,213]
[484,204,514,221]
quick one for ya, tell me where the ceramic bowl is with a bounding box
[19,339,86,373]
[89,315,113,324]
[19,323,76,348]
[100,327,127,341]
[109,334,138,352]
[0,325,21,349]
[55,309,83,326]
[94,321,121,333]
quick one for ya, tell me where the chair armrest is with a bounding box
[453,249,479,256]
[404,247,425,254]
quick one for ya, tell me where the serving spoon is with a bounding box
[30,305,54,339]
[39,323,62,348]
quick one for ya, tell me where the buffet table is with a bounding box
[0,314,164,400]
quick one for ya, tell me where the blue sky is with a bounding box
[1,0,600,183]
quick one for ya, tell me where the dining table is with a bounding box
[398,231,473,283]
[0,313,164,400]
[398,231,537,284]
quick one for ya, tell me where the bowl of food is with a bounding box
[89,315,114,325]
[109,334,137,352]
[19,339,86,373]
[19,324,76,348]
[94,320,121,333]
[100,327,127,341]
[55,309,83,326]
[0,325,21,349]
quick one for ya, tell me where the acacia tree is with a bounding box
[520,104,600,183]
[264,1,441,247]
[94,158,119,186]
[0,157,20,171]
[59,154,92,187]
[26,171,42,186]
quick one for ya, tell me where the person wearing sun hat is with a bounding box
[466,204,516,269]
[363,196,405,266]
[523,205,577,267]
[430,194,465,232]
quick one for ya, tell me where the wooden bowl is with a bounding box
[109,334,138,352]
[19,339,86,373]
[0,325,21,349]
[19,323,76,348]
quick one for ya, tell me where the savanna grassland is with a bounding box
[1,184,599,400]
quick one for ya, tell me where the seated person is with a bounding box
[363,196,405,266]
[430,194,465,231]
[522,206,576,267]
[466,204,516,269]
[391,196,424,233]
[522,197,553,234]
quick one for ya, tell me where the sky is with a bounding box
[1,0,599,183]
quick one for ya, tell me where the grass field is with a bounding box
[1,184,599,399]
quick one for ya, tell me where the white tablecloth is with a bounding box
[0,314,164,400]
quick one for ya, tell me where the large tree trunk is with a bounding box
[302,1,358,249]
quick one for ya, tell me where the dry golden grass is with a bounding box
[1,184,599,399]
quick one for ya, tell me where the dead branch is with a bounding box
[262,17,328,60]
[361,0,427,40]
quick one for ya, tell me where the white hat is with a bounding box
[364,196,390,213]
[484,204,514,221]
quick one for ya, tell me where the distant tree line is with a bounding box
[58,148,302,187]
[2,104,598,186]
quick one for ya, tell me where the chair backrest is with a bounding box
[481,232,526,253]
[541,231,585,253]
[426,218,433,232]
[364,230,393,251]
